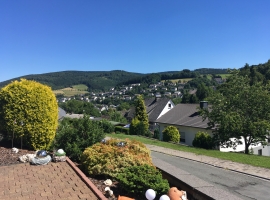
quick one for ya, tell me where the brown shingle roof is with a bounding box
[155,103,209,128]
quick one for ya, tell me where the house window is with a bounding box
[168,104,171,109]
[180,131,185,143]
[258,149,262,156]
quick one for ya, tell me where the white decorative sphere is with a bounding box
[159,194,170,200]
[57,149,64,154]
[145,189,156,200]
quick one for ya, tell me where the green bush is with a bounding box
[116,164,170,199]
[192,131,213,149]
[80,138,153,178]
[144,129,153,138]
[121,127,129,134]
[58,99,101,117]
[98,119,115,133]
[162,126,180,143]
[108,110,128,123]
[53,116,105,162]
[0,79,58,150]
[115,126,129,134]
[154,129,159,139]
[115,126,121,132]
[129,117,140,135]
[129,117,147,136]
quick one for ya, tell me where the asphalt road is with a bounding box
[151,151,270,200]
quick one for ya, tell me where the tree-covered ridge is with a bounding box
[0,70,144,91]
[118,69,200,86]
[194,68,228,74]
[0,68,232,91]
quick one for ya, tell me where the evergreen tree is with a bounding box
[134,95,149,135]
[0,79,58,150]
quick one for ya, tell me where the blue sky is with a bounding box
[1,0,270,82]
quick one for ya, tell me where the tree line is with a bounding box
[0,68,231,91]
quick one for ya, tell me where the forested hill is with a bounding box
[0,70,144,91]
[116,68,228,86]
[0,68,229,91]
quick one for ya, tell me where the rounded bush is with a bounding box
[116,164,170,199]
[192,131,213,149]
[0,79,58,150]
[80,138,153,178]
[54,116,105,162]
[162,126,180,143]
[98,119,115,133]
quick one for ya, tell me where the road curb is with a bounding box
[150,149,270,182]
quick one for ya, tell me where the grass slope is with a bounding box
[107,134,270,169]
[53,84,89,97]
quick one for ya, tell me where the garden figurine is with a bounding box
[30,150,51,165]
[167,187,187,200]
[117,195,135,200]
[52,149,66,162]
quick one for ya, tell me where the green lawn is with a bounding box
[72,84,88,90]
[53,84,89,97]
[107,134,270,169]
[206,74,230,80]
[161,78,193,83]
[218,74,230,78]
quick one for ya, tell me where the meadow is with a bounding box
[53,84,89,97]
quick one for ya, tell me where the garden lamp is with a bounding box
[159,194,170,200]
[145,189,156,200]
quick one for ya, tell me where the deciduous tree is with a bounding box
[200,70,270,154]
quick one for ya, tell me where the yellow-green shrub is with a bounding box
[163,126,180,143]
[80,138,153,177]
[0,79,58,150]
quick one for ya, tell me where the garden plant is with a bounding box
[80,138,153,178]
[0,79,58,150]
[162,126,180,143]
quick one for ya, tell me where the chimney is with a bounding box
[200,101,208,109]
[155,93,161,101]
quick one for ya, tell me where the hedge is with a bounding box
[115,126,129,134]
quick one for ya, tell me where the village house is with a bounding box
[125,96,174,130]
[170,87,178,92]
[164,92,171,97]
[155,101,211,145]
[155,101,270,156]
